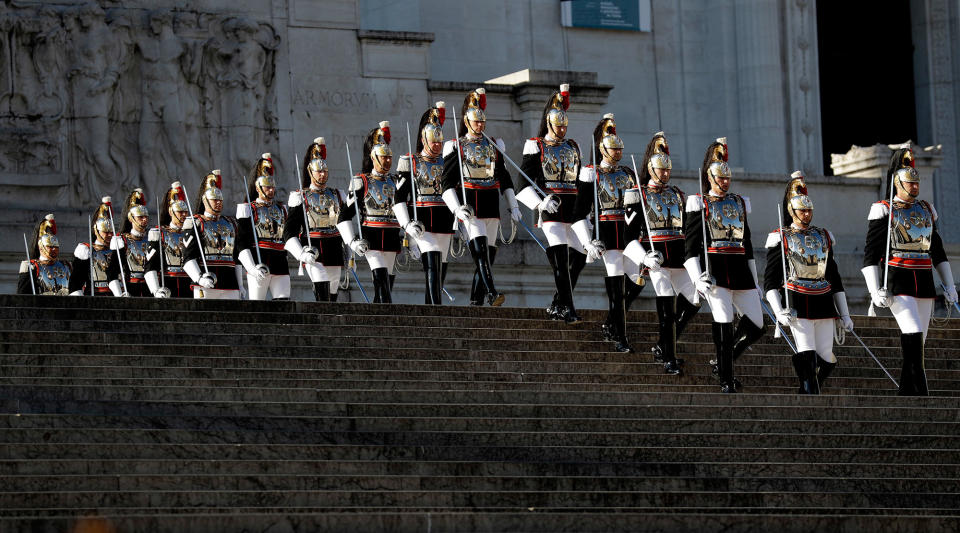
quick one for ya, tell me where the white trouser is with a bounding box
[247,273,291,300]
[305,263,341,291]
[600,250,624,277]
[649,267,697,300]
[365,250,398,274]
[542,221,585,253]
[889,295,934,338]
[463,217,501,245]
[193,287,241,300]
[791,318,837,363]
[705,286,763,327]
[414,231,453,260]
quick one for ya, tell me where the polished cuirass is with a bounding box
[91,247,113,283]
[784,227,829,281]
[35,261,71,295]
[644,186,684,232]
[200,216,236,262]
[541,140,579,189]
[414,155,446,196]
[705,194,746,249]
[363,174,398,220]
[304,188,340,230]
[891,201,933,254]
[161,227,187,270]
[460,136,497,185]
[597,166,635,211]
[123,234,150,277]
[253,202,287,243]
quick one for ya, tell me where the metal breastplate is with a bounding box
[460,137,497,184]
[784,227,829,281]
[597,166,635,212]
[363,175,398,219]
[254,202,286,242]
[541,141,579,189]
[305,188,340,230]
[704,195,746,249]
[91,247,112,283]
[35,261,71,295]
[415,156,445,197]
[123,234,150,277]
[645,187,684,234]
[891,201,933,254]
[162,228,187,270]
[201,217,236,262]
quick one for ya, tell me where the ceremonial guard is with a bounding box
[764,172,853,393]
[117,189,155,297]
[624,131,694,372]
[571,114,637,353]
[517,83,584,322]
[441,90,520,306]
[147,183,193,297]
[284,138,349,302]
[395,103,455,304]
[68,197,123,296]
[237,153,291,300]
[18,214,71,295]
[683,138,766,393]
[183,170,242,299]
[336,122,401,303]
[862,147,956,396]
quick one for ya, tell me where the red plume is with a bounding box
[382,126,391,144]
[909,149,916,168]
[478,93,487,110]
[663,144,670,155]
[175,186,185,202]
[50,220,57,234]
[320,145,327,160]
[722,144,729,162]
[560,91,570,111]
[437,106,446,125]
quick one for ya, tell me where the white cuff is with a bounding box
[337,221,357,244]
[108,279,123,297]
[571,219,593,247]
[393,202,412,228]
[935,261,955,288]
[684,257,703,283]
[516,186,542,210]
[145,270,160,294]
[765,289,785,315]
[442,188,462,214]
[284,237,305,259]
[184,259,202,283]
[238,249,257,273]
[503,188,519,211]
[861,264,882,294]
[833,291,850,317]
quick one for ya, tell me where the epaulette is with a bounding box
[73,243,90,261]
[523,138,540,155]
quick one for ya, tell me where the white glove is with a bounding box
[504,188,522,222]
[510,207,522,222]
[833,291,854,331]
[350,238,369,256]
[861,264,889,308]
[198,272,216,289]
[235,265,248,300]
[108,279,123,297]
[840,315,855,332]
[584,240,604,262]
[298,248,318,264]
[935,262,958,303]
[69,290,83,296]
[404,221,425,240]
[454,205,475,223]
[537,194,560,214]
[642,250,663,272]
[238,249,268,281]
[775,308,797,327]
[946,286,959,304]
[694,271,715,297]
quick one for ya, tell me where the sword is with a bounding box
[87,215,94,296]
[405,122,419,221]
[757,289,797,354]
[693,167,713,305]
[590,140,601,243]
[629,155,659,260]
[882,170,896,291]
[241,175,269,278]
[343,140,371,304]
[848,328,899,387]
[105,203,129,296]
[154,196,171,298]
[183,189,216,286]
[480,131,549,198]
[22,233,36,295]
[517,218,547,252]
[293,152,319,265]
[450,105,471,211]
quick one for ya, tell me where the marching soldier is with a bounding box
[396,103,456,305]
[624,132,697,373]
[183,170,242,299]
[117,189,156,297]
[764,172,853,394]
[146,182,193,298]
[571,114,637,353]
[18,214,71,295]
[683,138,766,393]
[236,153,291,300]
[862,147,957,396]
[441,90,520,306]
[68,197,123,296]
[336,122,401,303]
[284,138,350,302]
[516,83,583,322]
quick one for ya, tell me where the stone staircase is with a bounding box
[0,294,958,532]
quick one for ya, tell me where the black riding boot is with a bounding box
[469,264,484,306]
[817,358,836,390]
[898,332,927,396]
[714,322,737,393]
[313,281,330,302]
[792,350,820,394]
[546,245,580,323]
[569,249,587,290]
[329,290,339,302]
[624,275,645,312]
[422,251,443,305]
[732,316,767,363]
[675,294,700,339]
[654,296,682,374]
[603,276,632,352]
[469,237,504,306]
[371,268,392,303]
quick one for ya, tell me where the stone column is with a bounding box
[782,0,824,175]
